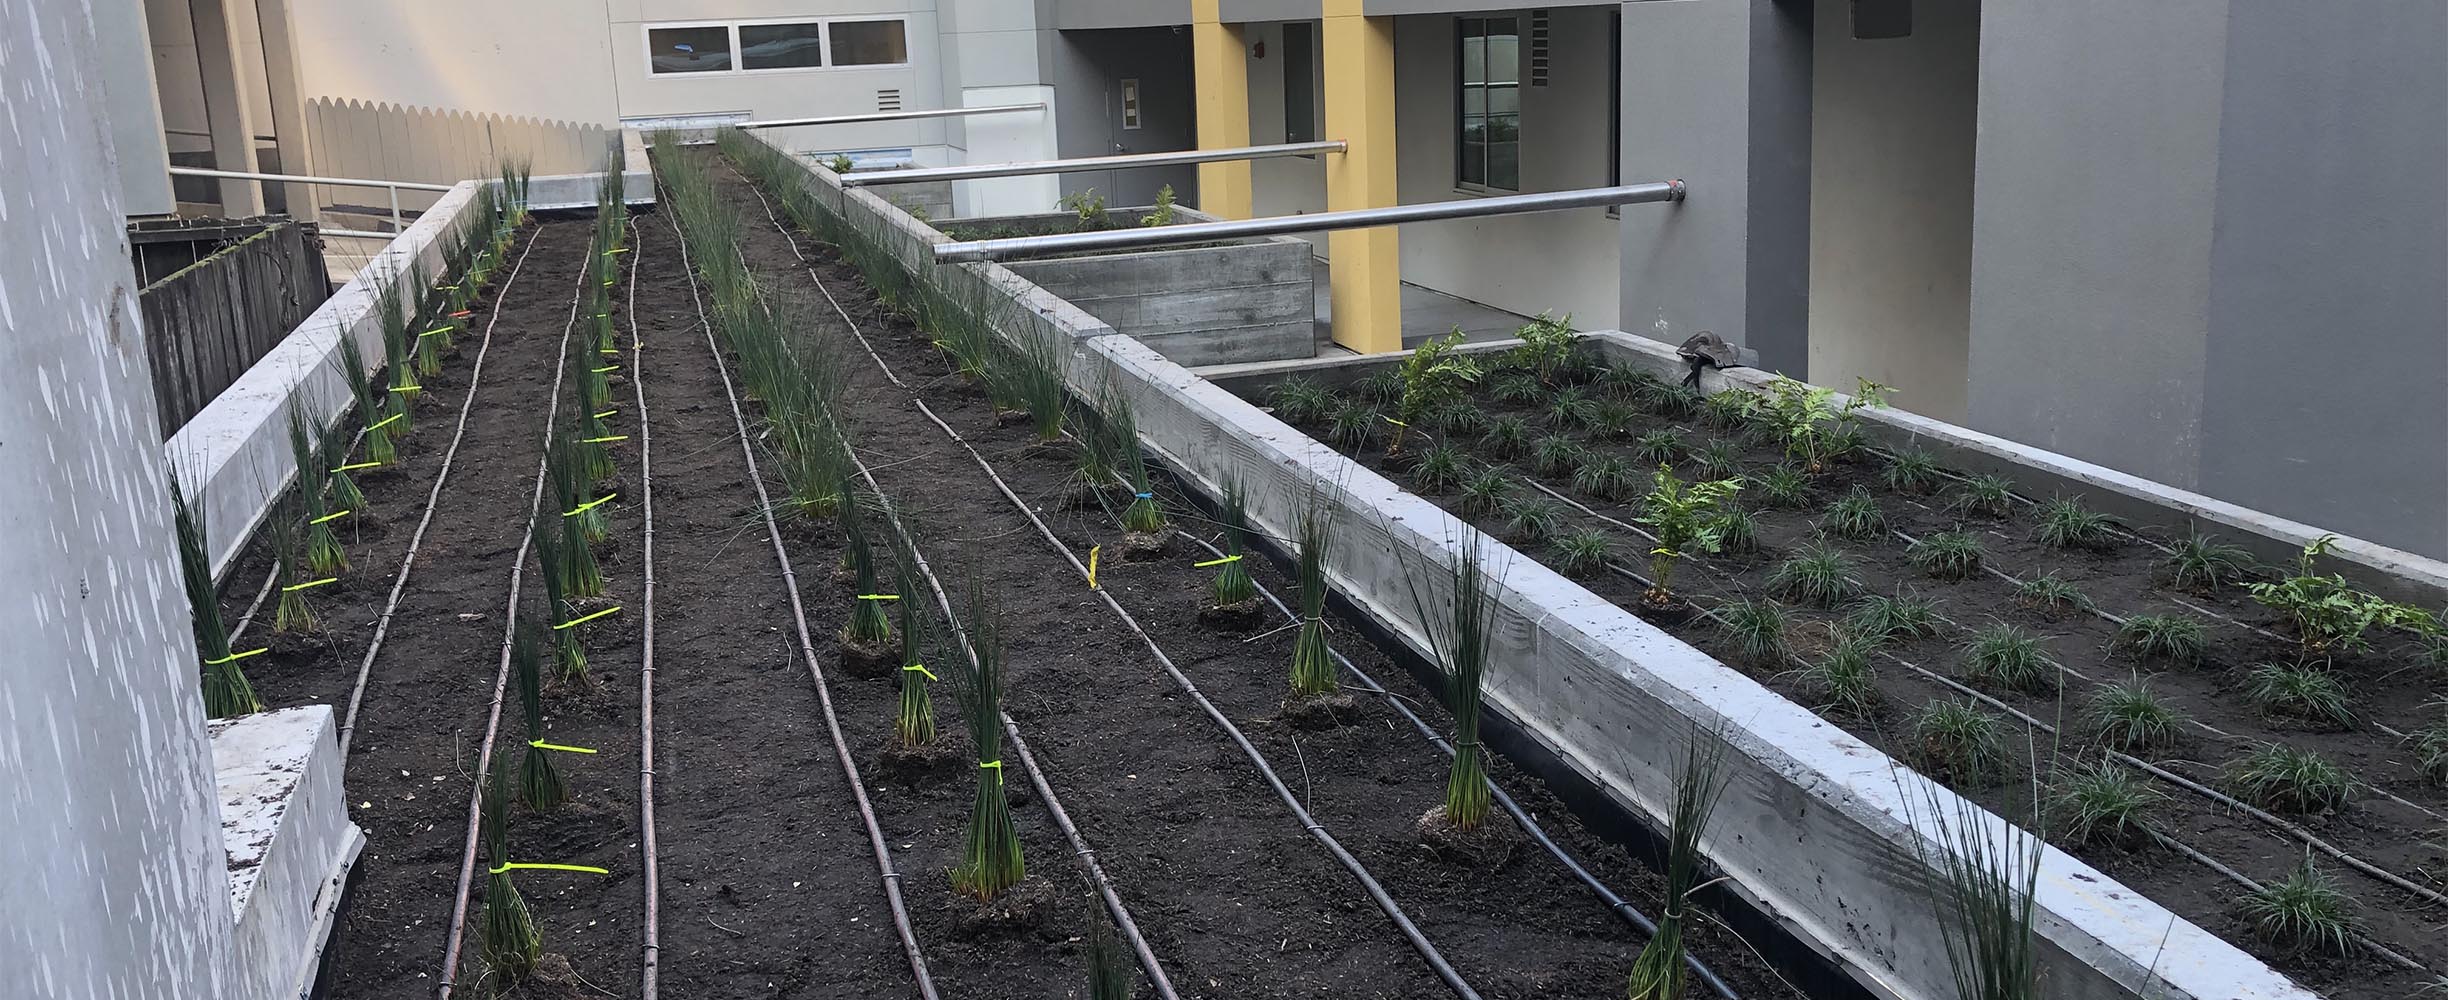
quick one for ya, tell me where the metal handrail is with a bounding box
[735,103,1046,131]
[932,180,1688,263]
[169,165,456,233]
[840,141,1346,187]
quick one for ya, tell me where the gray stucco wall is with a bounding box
[2,4,237,996]
[1968,0,2448,558]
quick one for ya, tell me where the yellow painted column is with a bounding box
[1191,0,1253,220]
[1322,1,1402,354]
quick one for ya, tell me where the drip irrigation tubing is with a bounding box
[621,218,665,1000]
[1517,470,2448,911]
[1169,524,1741,999]
[745,178,1485,1000]
[333,226,549,756]
[684,176,1182,1000]
[657,203,942,1000]
[434,232,591,1000]
[2143,827,2429,974]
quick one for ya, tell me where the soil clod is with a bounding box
[949,875,1057,940]
[1197,597,1267,631]
[1281,690,1364,730]
[1415,805,1520,868]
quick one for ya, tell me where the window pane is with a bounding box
[1487,25,1520,83]
[1489,141,1518,191]
[648,26,732,74]
[1487,83,1518,116]
[1460,141,1486,186]
[829,19,908,66]
[739,22,825,70]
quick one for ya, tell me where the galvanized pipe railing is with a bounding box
[932,180,1687,263]
[168,165,456,236]
[734,103,1045,131]
[841,140,1346,187]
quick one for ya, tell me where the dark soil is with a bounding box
[707,154,1803,1000]
[1265,364,2448,1000]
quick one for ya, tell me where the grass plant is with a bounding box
[1817,487,1885,540]
[2034,496,2116,551]
[1794,628,1879,716]
[530,520,588,685]
[1086,907,1132,1000]
[1328,399,1380,451]
[2163,530,2255,591]
[2244,663,2353,727]
[1709,505,1760,555]
[1845,591,1943,646]
[2014,573,2089,617]
[2115,614,2207,666]
[2225,742,2352,813]
[1752,464,1811,509]
[1691,439,1742,481]
[1573,455,1638,501]
[1882,448,1944,494]
[1289,492,1340,698]
[513,622,566,810]
[1400,531,1500,831]
[1632,428,1685,466]
[1714,598,1789,666]
[1769,544,1855,608]
[888,513,937,750]
[840,490,893,648]
[948,584,1026,900]
[1354,368,1405,405]
[1479,414,1532,459]
[1502,495,1563,543]
[2051,761,2162,846]
[2240,856,2357,957]
[480,762,541,984]
[1907,531,1985,581]
[173,470,260,718]
[1490,370,1543,405]
[1210,482,1259,607]
[1544,388,1597,431]
[268,502,316,635]
[1533,434,1586,476]
[1913,699,2010,785]
[1413,443,1468,494]
[1910,770,2042,1000]
[1963,623,2056,693]
[1702,390,1756,430]
[1625,731,1729,1000]
[1266,377,1333,425]
[546,434,604,598]
[2412,710,2447,786]
[1948,474,2017,519]
[2086,678,2183,752]
[1553,528,1614,577]
[285,404,349,575]
[1459,465,1516,518]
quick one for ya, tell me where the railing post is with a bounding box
[388,185,402,233]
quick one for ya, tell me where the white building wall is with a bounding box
[1806,0,1978,422]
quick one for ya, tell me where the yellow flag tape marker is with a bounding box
[599,348,620,356]
[1383,416,1408,427]
[418,326,456,338]
[1086,545,1101,590]
[490,862,609,875]
[903,663,938,681]
[335,461,384,472]
[435,284,459,291]
[554,606,622,630]
[282,577,339,593]
[310,509,353,525]
[856,594,900,602]
[592,409,618,419]
[979,759,1003,783]
[581,435,628,444]
[528,739,598,754]
[204,647,268,665]
[592,365,620,374]
[1194,554,1242,568]
[387,383,421,395]
[604,247,630,255]
[563,493,617,518]
[368,413,404,431]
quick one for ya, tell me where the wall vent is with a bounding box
[876,89,903,112]
[1529,10,1551,87]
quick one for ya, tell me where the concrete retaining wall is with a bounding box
[1000,208,1314,367]
[530,128,657,211]
[746,130,2313,1000]
[216,705,361,1000]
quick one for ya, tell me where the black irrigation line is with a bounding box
[657,205,942,1000]
[747,188,1482,1000]
[434,231,592,1000]
[1510,473,2446,973]
[621,218,666,1000]
[332,227,550,756]
[719,182,1185,1000]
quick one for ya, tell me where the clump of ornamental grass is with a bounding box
[1412,443,1468,494]
[1690,438,1742,481]
[2412,710,2448,787]
[1817,487,1886,540]
[1490,370,1543,405]
[1209,482,1259,608]
[2114,612,2206,665]
[1702,390,1757,430]
[2051,761,2163,847]
[948,584,1026,900]
[1086,906,1132,1000]
[1909,771,2043,1000]
[2241,856,2358,957]
[377,280,419,432]
[1752,464,1811,509]
[1793,628,1879,716]
[1573,455,1638,501]
[1354,368,1405,405]
[1545,388,1598,431]
[545,435,605,598]
[1962,623,2057,694]
[1327,399,1379,451]
[1709,505,1760,554]
[1908,531,1985,581]
[1479,414,1532,459]
[1266,377,1333,425]
[2086,677,2183,752]
[1553,528,1614,577]
[1431,399,1490,438]
[1882,448,1944,494]
[1948,474,2017,519]
[285,404,349,575]
[1769,544,1856,608]
[513,621,566,811]
[1632,428,1685,467]
[2225,743,2352,813]
[1912,699,2011,785]
[1533,434,1586,477]
[1625,731,1730,1000]
[1634,467,1742,607]
[1714,598,1789,667]
[1845,590,1944,647]
[479,765,542,987]
[173,470,261,718]
[1459,465,1516,518]
[888,524,938,750]
[268,503,318,635]
[1595,364,1657,401]
[2034,496,2116,551]
[1102,387,1168,536]
[331,333,396,468]
[1400,530,1500,832]
[1503,495,1563,544]
[839,490,894,649]
[530,521,590,684]
[1015,332,1071,444]
[1589,400,1638,439]
[1822,423,1869,466]
[319,416,366,514]
[1645,382,1705,421]
[2015,573,2090,617]
[1288,493,1341,698]
[2245,663,2353,728]
[2162,530,2255,591]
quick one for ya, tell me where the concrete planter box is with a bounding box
[947,207,1315,367]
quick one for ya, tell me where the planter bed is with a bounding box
[703,150,1804,999]
[1229,347,2448,1000]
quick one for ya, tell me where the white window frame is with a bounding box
[641,16,912,78]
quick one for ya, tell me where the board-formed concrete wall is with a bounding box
[748,131,2317,1000]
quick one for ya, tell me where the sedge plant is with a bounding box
[1632,466,1742,607]
[546,433,605,598]
[268,502,317,635]
[1288,489,1340,698]
[285,404,349,574]
[331,333,395,468]
[1414,531,1500,831]
[479,762,542,984]
[1626,731,1729,1000]
[948,584,1026,900]
[530,520,590,685]
[1104,385,1167,536]
[839,487,894,650]
[888,519,937,750]
[1907,772,2043,1000]
[513,621,567,810]
[173,470,261,718]
[1210,482,1259,607]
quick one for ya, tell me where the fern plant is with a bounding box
[1756,375,1889,472]
[2247,535,2441,660]
[1633,467,1742,606]
[1390,330,1481,456]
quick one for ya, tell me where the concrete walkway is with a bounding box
[1310,258,1527,354]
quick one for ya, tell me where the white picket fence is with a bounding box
[303,98,609,215]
